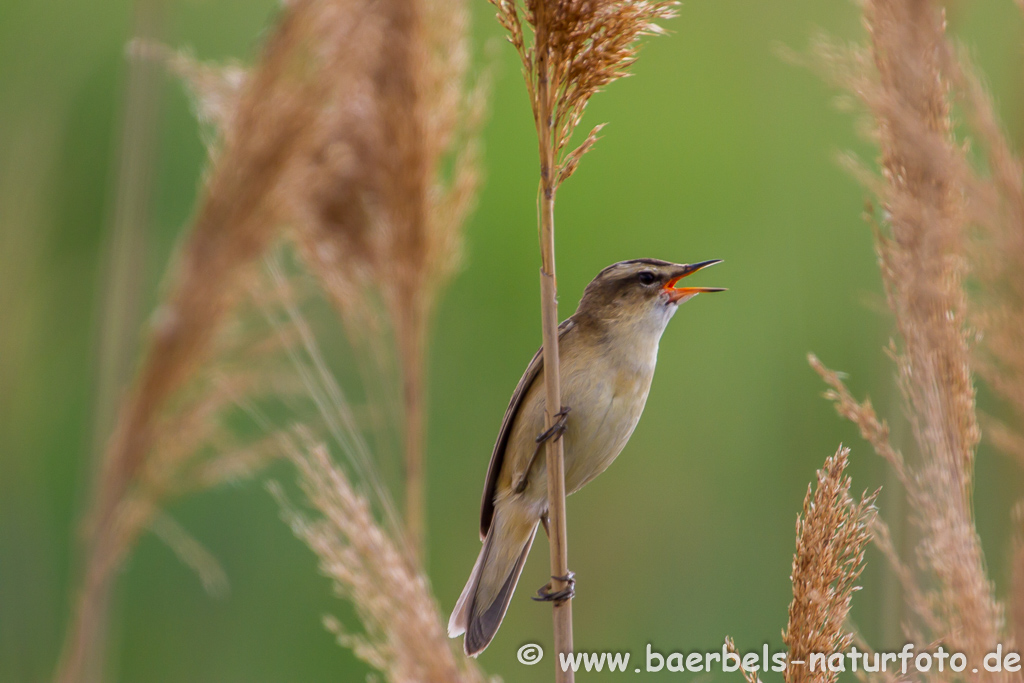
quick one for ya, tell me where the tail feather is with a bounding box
[447,545,484,638]
[449,511,538,657]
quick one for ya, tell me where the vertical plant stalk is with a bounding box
[397,306,428,560]
[489,0,673,675]
[58,2,165,680]
[91,0,165,467]
[532,2,574,676]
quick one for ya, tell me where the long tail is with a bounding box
[448,508,538,656]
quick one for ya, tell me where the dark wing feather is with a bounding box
[479,318,577,539]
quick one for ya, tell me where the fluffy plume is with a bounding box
[492,0,676,186]
[949,31,1024,475]
[161,0,486,556]
[783,447,877,683]
[55,0,338,664]
[284,0,486,555]
[272,438,486,683]
[807,0,1016,675]
[56,0,486,678]
[942,8,1024,656]
[247,257,486,680]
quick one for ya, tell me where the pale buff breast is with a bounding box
[495,350,655,516]
[492,336,658,516]
[561,351,654,494]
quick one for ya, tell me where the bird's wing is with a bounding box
[479,318,577,539]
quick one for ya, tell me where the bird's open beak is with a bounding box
[663,259,727,303]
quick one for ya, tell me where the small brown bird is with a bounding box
[448,258,724,656]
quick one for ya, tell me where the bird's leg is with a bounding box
[512,406,570,494]
[532,405,572,599]
[537,405,571,445]
[532,571,576,603]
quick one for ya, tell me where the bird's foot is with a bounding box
[535,406,571,445]
[513,408,571,495]
[532,571,575,603]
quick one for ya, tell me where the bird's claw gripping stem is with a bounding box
[536,406,571,445]
[533,571,575,603]
[513,407,571,495]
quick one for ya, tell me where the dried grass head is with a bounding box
[98,0,384,523]
[160,0,487,556]
[493,0,676,186]
[783,446,877,683]
[805,0,1014,672]
[283,0,485,330]
[272,438,486,683]
[157,0,486,364]
[59,0,486,677]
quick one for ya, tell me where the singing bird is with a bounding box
[448,258,724,656]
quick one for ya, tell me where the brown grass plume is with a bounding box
[783,446,877,683]
[806,0,1019,675]
[162,0,486,560]
[56,0,485,679]
[271,436,486,683]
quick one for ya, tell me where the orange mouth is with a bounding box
[663,260,726,303]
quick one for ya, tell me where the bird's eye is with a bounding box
[637,271,656,286]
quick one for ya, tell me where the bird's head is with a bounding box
[576,258,725,334]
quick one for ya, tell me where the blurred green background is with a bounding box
[3,0,1024,681]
